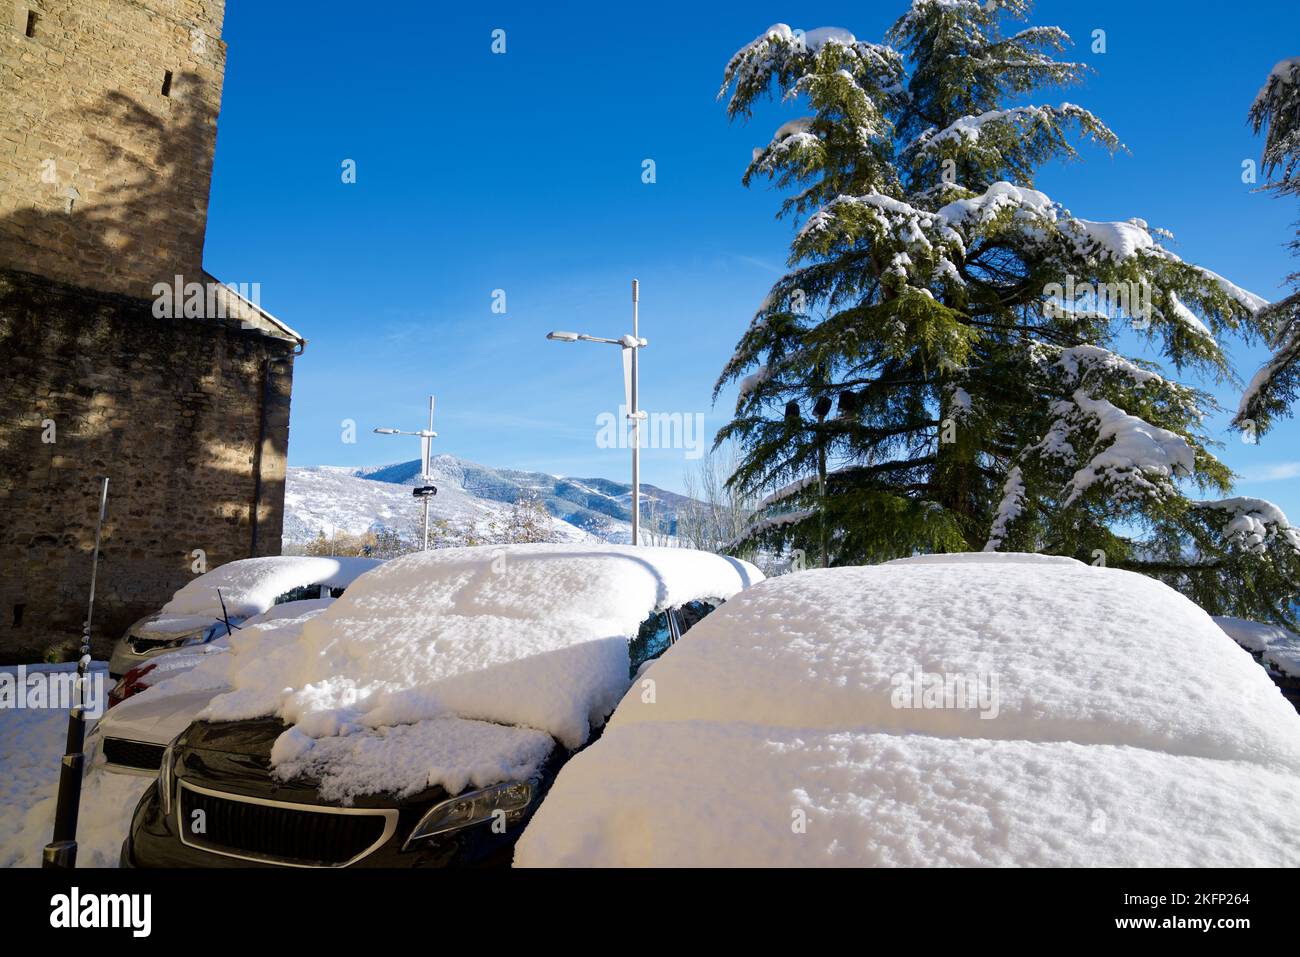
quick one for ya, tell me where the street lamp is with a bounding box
[374,395,439,550]
[547,279,648,545]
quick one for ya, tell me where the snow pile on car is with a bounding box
[272,716,557,804]
[138,557,380,634]
[112,600,339,702]
[515,553,1300,866]
[193,545,761,795]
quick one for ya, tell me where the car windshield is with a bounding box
[628,611,673,676]
[273,583,332,604]
[677,600,716,632]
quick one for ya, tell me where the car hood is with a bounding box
[174,717,462,809]
[181,715,287,758]
[122,613,215,645]
[173,713,558,809]
[101,688,219,745]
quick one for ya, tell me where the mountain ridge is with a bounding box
[284,453,697,546]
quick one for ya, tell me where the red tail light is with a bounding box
[107,662,158,709]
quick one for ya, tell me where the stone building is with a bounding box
[0,1,304,661]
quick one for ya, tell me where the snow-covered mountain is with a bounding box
[283,454,698,547]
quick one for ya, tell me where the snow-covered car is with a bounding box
[514,553,1300,867]
[121,544,762,868]
[91,600,337,775]
[107,597,339,709]
[107,556,380,677]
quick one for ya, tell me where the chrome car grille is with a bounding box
[177,781,398,867]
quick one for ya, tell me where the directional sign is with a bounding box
[412,485,438,498]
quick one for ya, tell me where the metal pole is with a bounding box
[43,476,109,869]
[422,395,434,551]
[630,279,640,546]
[374,397,438,551]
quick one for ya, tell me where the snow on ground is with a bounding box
[188,545,761,797]
[140,556,380,634]
[284,465,597,548]
[0,663,147,868]
[516,556,1300,866]
[288,457,712,550]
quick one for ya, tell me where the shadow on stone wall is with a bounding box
[0,75,294,664]
[0,71,218,297]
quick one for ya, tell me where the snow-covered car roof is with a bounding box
[138,557,381,635]
[192,544,762,792]
[515,554,1300,866]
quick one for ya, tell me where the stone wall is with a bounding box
[0,0,227,299]
[0,268,296,663]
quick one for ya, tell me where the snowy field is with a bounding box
[283,464,626,548]
[0,663,146,868]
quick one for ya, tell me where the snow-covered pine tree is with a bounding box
[1236,56,1300,439]
[716,1,1300,625]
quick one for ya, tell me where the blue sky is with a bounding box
[203,0,1300,515]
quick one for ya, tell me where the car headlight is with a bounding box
[403,781,534,849]
[158,737,179,817]
[167,629,210,650]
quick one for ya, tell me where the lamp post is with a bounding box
[374,395,438,550]
[547,279,647,545]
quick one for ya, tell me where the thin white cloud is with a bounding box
[731,254,784,275]
[1239,462,1300,482]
